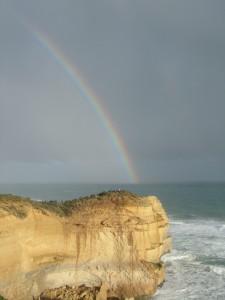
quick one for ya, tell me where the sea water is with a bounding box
[1,182,225,299]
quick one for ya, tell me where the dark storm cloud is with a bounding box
[1,0,225,183]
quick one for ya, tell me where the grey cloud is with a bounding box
[1,0,225,183]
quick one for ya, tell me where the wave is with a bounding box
[169,218,225,238]
[175,288,188,294]
[219,224,225,232]
[163,251,195,263]
[209,266,225,276]
[170,221,185,225]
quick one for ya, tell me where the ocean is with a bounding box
[1,182,225,299]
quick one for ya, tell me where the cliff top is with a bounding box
[0,190,151,219]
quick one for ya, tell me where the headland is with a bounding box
[0,190,171,299]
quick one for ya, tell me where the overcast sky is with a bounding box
[1,0,225,183]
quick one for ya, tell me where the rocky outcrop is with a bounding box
[36,284,105,300]
[0,191,171,299]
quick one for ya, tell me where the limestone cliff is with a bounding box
[0,191,171,299]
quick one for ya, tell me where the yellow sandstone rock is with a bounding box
[0,191,171,299]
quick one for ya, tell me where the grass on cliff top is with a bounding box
[0,194,31,219]
[0,190,148,218]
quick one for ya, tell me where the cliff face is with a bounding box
[0,191,171,299]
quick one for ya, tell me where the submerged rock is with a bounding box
[0,190,171,299]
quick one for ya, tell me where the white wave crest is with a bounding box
[210,266,225,276]
[219,224,225,232]
[170,221,185,225]
[163,252,195,262]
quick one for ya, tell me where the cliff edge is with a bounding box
[0,191,171,299]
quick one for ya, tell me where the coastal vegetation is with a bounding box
[0,190,141,218]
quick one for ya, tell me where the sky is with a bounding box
[0,0,225,184]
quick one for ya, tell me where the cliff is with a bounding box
[0,191,171,299]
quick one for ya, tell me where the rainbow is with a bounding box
[20,20,138,183]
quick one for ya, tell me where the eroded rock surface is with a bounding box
[0,191,171,299]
